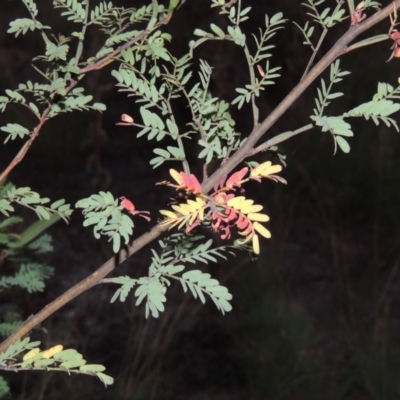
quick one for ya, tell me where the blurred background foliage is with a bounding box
[2,0,400,399]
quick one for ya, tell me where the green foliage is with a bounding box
[0,320,23,337]
[76,192,133,253]
[0,182,62,296]
[0,180,63,400]
[0,263,53,293]
[0,337,113,387]
[109,233,233,317]
[2,0,400,395]
[0,375,10,399]
[0,185,72,221]
[302,0,346,28]
[311,61,400,153]
[312,60,350,117]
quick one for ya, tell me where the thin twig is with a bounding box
[0,107,51,183]
[0,16,167,183]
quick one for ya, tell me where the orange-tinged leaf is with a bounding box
[42,345,63,359]
[247,213,270,222]
[238,223,252,236]
[226,167,248,188]
[253,222,271,239]
[188,173,202,194]
[252,234,260,254]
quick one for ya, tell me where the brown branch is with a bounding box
[0,106,51,183]
[201,0,398,193]
[0,17,168,183]
[0,0,398,355]
[78,29,149,74]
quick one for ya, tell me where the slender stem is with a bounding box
[0,107,51,183]
[301,26,328,80]
[74,0,90,66]
[0,15,169,183]
[0,0,398,355]
[165,101,191,175]
[202,1,399,193]
[347,0,355,15]
[236,0,241,27]
[0,365,103,378]
[243,45,259,127]
[249,124,314,155]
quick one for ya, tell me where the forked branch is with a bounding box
[0,0,399,355]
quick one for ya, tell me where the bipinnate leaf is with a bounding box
[179,270,232,314]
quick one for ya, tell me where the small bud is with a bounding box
[121,114,134,124]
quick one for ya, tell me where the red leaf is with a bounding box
[179,172,202,194]
[221,226,231,240]
[236,214,249,230]
[188,174,202,194]
[120,196,135,212]
[214,175,226,192]
[226,208,237,221]
[226,167,248,189]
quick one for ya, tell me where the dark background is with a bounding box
[2,1,400,399]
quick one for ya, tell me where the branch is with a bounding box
[0,107,51,183]
[0,0,398,355]
[0,15,169,183]
[201,0,398,193]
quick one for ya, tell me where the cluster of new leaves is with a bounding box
[109,233,233,318]
[0,337,113,386]
[76,192,150,253]
[158,162,285,254]
[310,61,400,154]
